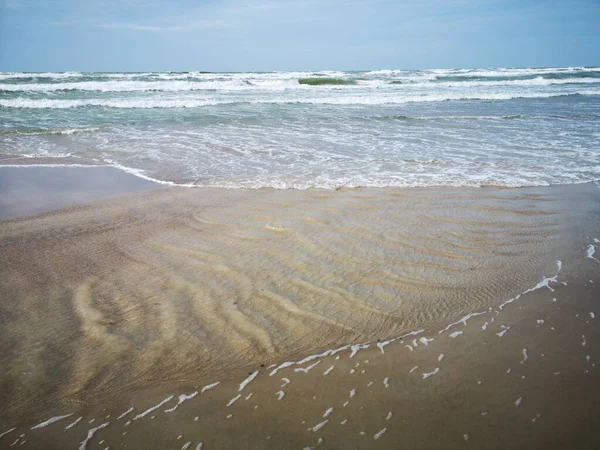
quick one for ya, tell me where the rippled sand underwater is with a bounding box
[3,181,598,431]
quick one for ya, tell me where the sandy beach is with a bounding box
[1,167,599,449]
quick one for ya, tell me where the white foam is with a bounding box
[520,349,528,364]
[0,428,16,440]
[515,397,523,406]
[449,331,463,338]
[422,368,440,380]
[409,366,419,373]
[441,310,487,333]
[438,353,445,362]
[238,371,259,391]
[133,396,174,420]
[308,420,328,432]
[0,71,83,80]
[103,160,197,187]
[116,408,134,420]
[269,362,295,376]
[590,312,595,319]
[226,395,241,407]
[499,274,558,310]
[31,413,74,430]
[165,391,198,412]
[65,417,83,430]
[79,422,109,450]
[201,381,220,393]
[386,412,393,421]
[349,389,357,398]
[281,378,291,387]
[294,360,321,373]
[419,337,434,346]
[349,344,370,358]
[2,91,597,109]
[276,391,285,400]
[323,366,335,376]
[373,428,387,440]
[377,340,391,354]
[399,330,425,339]
[0,126,104,136]
[383,377,390,388]
[323,407,334,418]
[587,245,599,262]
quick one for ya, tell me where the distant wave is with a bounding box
[298,77,358,86]
[1,91,597,109]
[1,75,598,93]
[427,67,600,78]
[0,78,361,92]
[1,67,598,81]
[0,80,230,93]
[0,71,83,80]
[431,76,600,87]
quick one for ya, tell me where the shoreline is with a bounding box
[2,162,599,194]
[1,166,599,448]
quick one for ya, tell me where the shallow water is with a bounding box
[1,68,599,188]
[1,176,598,426]
[1,183,599,449]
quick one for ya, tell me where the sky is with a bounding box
[0,0,599,72]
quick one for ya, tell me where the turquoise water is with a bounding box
[1,68,599,188]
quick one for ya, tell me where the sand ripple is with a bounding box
[0,184,591,421]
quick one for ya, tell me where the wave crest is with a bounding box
[298,77,357,86]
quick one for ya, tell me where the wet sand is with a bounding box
[0,166,161,220]
[1,167,599,449]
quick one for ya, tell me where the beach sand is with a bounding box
[1,167,599,449]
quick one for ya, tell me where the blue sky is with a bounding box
[1,0,599,71]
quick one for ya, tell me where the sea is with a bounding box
[1,67,599,189]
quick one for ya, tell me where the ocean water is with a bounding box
[1,67,599,189]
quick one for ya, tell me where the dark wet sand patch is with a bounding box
[0,166,162,220]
